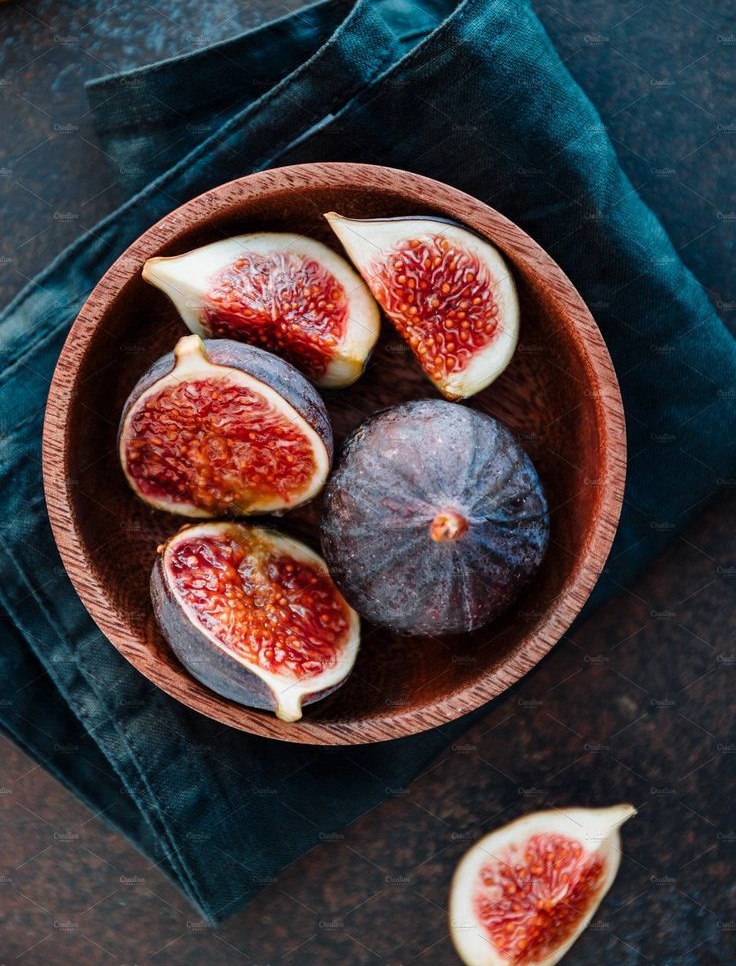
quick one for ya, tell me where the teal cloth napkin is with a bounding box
[1,0,734,922]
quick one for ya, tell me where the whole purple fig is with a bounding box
[320,400,549,636]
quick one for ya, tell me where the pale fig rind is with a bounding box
[152,522,360,722]
[320,400,548,636]
[449,804,637,966]
[325,212,519,399]
[118,335,333,518]
[142,233,381,388]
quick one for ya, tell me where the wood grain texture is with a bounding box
[42,162,626,745]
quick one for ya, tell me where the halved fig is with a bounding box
[152,522,360,721]
[118,334,332,517]
[325,212,519,399]
[320,400,548,636]
[142,233,380,387]
[449,804,636,966]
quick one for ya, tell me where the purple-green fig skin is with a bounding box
[320,400,549,636]
[151,540,342,714]
[151,555,276,712]
[118,338,333,463]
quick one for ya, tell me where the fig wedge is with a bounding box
[152,522,360,722]
[119,335,332,517]
[325,212,519,399]
[143,233,380,387]
[449,804,636,966]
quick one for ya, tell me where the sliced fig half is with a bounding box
[142,233,381,387]
[449,804,636,966]
[152,522,360,721]
[320,400,548,636]
[118,334,332,517]
[325,212,519,399]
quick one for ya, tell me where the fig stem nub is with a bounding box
[430,509,468,543]
[172,333,210,374]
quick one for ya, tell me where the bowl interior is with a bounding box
[46,165,624,744]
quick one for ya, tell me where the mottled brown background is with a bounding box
[1,1,735,964]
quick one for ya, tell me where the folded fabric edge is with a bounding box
[85,0,337,92]
[0,714,197,910]
[0,538,220,920]
[0,0,400,345]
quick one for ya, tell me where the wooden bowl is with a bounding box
[43,163,625,745]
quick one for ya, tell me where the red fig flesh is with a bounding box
[119,335,332,517]
[152,522,360,721]
[449,805,636,966]
[142,234,380,387]
[325,213,519,399]
[320,401,548,636]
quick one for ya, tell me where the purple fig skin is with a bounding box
[320,400,549,636]
[118,338,333,466]
[151,555,277,712]
[151,541,347,716]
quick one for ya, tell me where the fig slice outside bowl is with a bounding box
[325,211,519,399]
[118,334,332,518]
[142,232,381,388]
[152,521,360,722]
[449,804,636,966]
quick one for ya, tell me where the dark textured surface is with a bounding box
[0,1,734,963]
